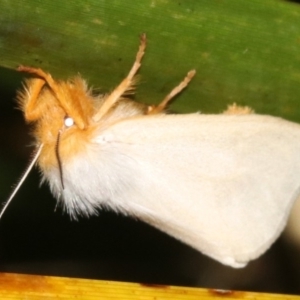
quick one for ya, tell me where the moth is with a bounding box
[3,34,300,268]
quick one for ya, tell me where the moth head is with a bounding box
[17,66,96,170]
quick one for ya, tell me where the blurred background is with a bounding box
[0,0,300,295]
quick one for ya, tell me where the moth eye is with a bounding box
[64,116,74,128]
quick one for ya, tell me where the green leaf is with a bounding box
[1,0,300,118]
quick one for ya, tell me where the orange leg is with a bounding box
[18,65,57,92]
[93,33,147,122]
[147,70,196,114]
[18,77,46,122]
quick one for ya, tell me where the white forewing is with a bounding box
[43,113,300,267]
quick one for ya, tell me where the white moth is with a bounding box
[3,34,299,268]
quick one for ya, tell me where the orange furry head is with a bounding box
[17,71,98,170]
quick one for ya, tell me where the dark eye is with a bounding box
[64,116,74,128]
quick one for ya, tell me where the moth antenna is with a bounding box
[55,130,65,189]
[93,33,147,122]
[147,69,196,114]
[0,144,43,220]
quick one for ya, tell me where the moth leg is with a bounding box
[19,77,46,122]
[93,33,147,122]
[18,65,87,129]
[147,69,196,114]
[17,66,68,121]
[18,65,58,94]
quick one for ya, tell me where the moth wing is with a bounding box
[97,113,300,267]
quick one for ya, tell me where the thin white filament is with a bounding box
[0,144,43,220]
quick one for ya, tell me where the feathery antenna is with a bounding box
[0,144,43,220]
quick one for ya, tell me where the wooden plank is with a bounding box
[0,273,298,299]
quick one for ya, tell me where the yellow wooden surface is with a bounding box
[0,273,298,300]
